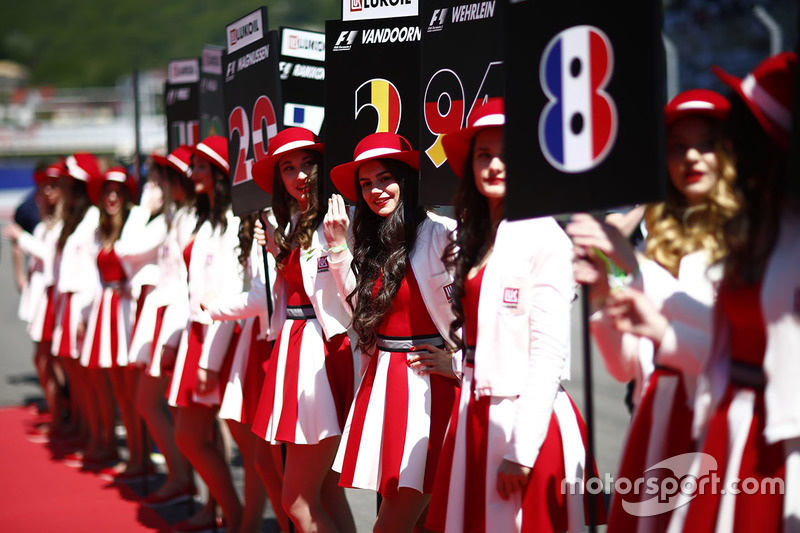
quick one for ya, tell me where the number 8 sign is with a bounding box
[538,26,618,174]
[504,0,665,220]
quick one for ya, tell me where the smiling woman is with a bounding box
[327,132,459,533]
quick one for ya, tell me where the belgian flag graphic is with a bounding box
[355,78,402,134]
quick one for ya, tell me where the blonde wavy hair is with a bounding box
[644,134,740,277]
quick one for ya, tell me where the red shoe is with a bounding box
[61,451,84,468]
[172,516,225,532]
[141,484,196,508]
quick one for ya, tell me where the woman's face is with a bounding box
[102,181,124,217]
[358,160,401,217]
[472,127,506,201]
[192,156,214,198]
[278,149,316,210]
[41,179,62,208]
[667,116,720,207]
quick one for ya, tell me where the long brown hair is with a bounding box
[443,142,492,351]
[721,96,787,287]
[57,179,91,251]
[348,159,426,351]
[644,119,740,277]
[194,164,231,234]
[271,150,324,266]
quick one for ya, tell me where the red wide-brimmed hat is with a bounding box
[251,127,324,194]
[442,98,505,179]
[149,151,169,169]
[665,89,730,127]
[713,51,796,151]
[65,153,102,183]
[45,161,66,180]
[166,145,193,177]
[329,132,419,202]
[191,135,229,176]
[89,166,137,205]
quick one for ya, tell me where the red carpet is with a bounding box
[0,406,172,532]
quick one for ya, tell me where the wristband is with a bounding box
[328,243,348,253]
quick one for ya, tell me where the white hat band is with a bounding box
[741,74,792,132]
[273,139,317,157]
[471,114,505,127]
[106,171,127,183]
[65,155,90,182]
[197,143,229,172]
[676,101,716,111]
[167,154,190,174]
[355,147,403,161]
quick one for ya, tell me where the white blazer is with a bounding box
[206,241,273,340]
[189,210,243,372]
[590,250,719,406]
[55,205,101,324]
[694,209,800,443]
[114,208,166,300]
[328,210,459,353]
[470,216,574,469]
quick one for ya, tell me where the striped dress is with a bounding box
[334,267,457,496]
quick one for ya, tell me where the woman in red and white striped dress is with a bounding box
[3,161,66,438]
[666,51,799,533]
[133,147,196,507]
[167,135,245,533]
[248,127,357,533]
[327,132,459,532]
[427,99,603,533]
[51,153,103,459]
[80,167,151,471]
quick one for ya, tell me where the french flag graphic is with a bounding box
[283,103,325,135]
[538,26,618,173]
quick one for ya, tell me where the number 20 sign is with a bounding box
[224,8,284,215]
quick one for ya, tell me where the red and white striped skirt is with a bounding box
[166,321,237,408]
[28,285,58,344]
[427,364,604,533]
[666,384,794,533]
[608,367,694,533]
[334,337,457,496]
[80,287,132,369]
[219,316,270,425]
[127,284,155,367]
[251,313,356,444]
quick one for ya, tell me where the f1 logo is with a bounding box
[538,25,617,173]
[336,30,359,47]
[430,8,448,27]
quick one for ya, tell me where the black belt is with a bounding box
[376,334,444,353]
[464,346,476,365]
[729,360,766,389]
[286,305,316,320]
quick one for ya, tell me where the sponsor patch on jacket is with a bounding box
[502,287,520,307]
[443,283,453,303]
[317,256,329,273]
